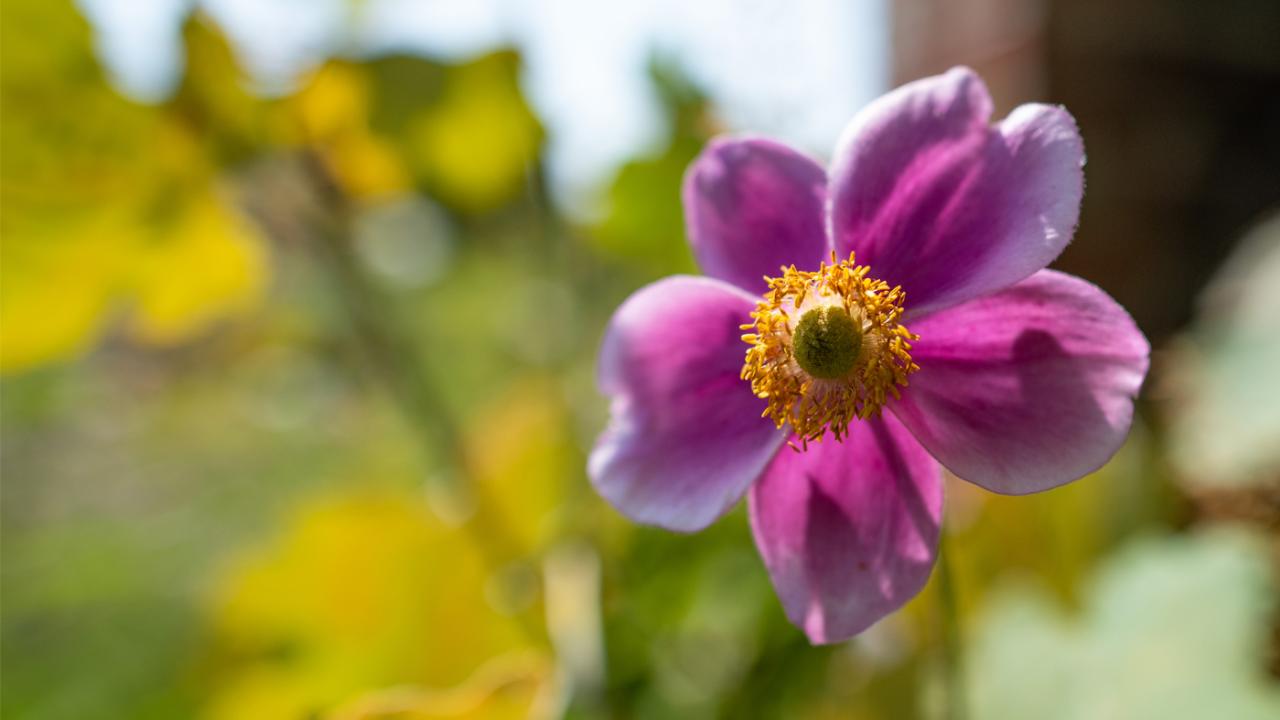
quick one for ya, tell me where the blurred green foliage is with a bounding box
[1164,215,1280,490]
[588,60,708,276]
[967,530,1280,720]
[1,2,1277,720]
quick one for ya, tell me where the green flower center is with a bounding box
[792,305,862,380]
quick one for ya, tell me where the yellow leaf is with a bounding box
[293,63,410,199]
[408,52,542,213]
[0,1,270,373]
[175,15,292,160]
[0,233,119,371]
[127,189,267,344]
[465,378,574,554]
[203,491,537,720]
[326,653,557,720]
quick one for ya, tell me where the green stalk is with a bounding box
[937,531,966,720]
[294,151,540,639]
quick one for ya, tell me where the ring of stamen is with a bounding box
[740,252,919,448]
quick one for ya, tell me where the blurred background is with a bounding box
[2,1,1278,718]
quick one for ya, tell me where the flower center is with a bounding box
[792,305,862,379]
[740,252,919,447]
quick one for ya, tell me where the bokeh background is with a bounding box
[3,1,1279,718]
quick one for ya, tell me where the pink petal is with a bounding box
[683,136,829,294]
[892,270,1150,495]
[590,276,786,532]
[829,66,1085,318]
[749,415,943,644]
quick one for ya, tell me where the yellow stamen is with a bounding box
[741,252,919,448]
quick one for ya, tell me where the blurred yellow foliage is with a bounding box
[466,378,576,554]
[127,188,265,343]
[175,17,294,160]
[204,490,542,720]
[0,1,267,373]
[293,63,411,200]
[407,52,543,213]
[327,652,556,720]
[289,50,541,214]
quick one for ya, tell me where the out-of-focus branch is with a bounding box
[299,151,469,485]
[937,532,967,720]
[254,150,544,640]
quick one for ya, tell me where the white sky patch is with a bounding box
[199,0,350,94]
[75,0,887,215]
[75,0,190,101]
[352,0,511,59]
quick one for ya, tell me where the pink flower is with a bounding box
[589,68,1150,644]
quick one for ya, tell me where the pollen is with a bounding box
[740,252,919,448]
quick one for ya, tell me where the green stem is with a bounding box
[297,155,461,472]
[937,531,966,720]
[295,152,540,638]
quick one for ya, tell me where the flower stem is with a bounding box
[300,153,468,484]
[287,151,540,639]
[937,530,966,720]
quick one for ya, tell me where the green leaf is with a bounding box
[967,530,1280,720]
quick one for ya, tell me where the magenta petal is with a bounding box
[683,136,829,294]
[892,270,1150,495]
[749,415,943,644]
[829,67,1085,318]
[590,276,786,532]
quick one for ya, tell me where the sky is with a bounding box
[76,0,888,214]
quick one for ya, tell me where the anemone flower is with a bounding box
[589,67,1150,644]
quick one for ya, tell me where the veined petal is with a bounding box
[892,270,1150,495]
[749,415,943,644]
[683,136,829,294]
[590,276,786,532]
[829,67,1084,318]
